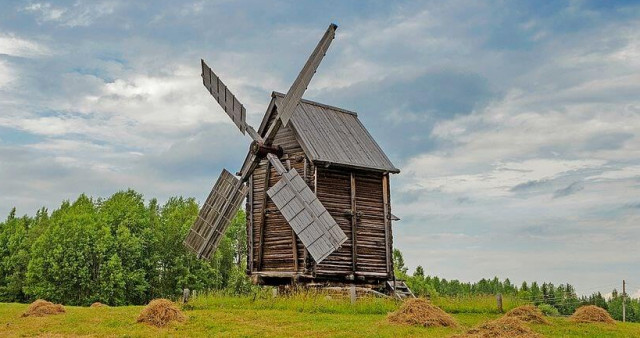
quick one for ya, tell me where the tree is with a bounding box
[0,210,32,302]
[393,249,408,278]
[25,195,114,305]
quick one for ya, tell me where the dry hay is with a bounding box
[504,305,549,324]
[457,317,541,338]
[387,298,457,327]
[90,302,107,308]
[570,305,615,324]
[136,299,186,327]
[22,299,65,317]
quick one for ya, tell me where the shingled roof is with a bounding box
[258,92,399,173]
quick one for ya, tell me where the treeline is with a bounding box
[0,190,251,306]
[1,191,638,322]
[394,250,640,322]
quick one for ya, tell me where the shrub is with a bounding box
[537,303,559,317]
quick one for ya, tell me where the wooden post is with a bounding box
[382,174,391,275]
[248,176,254,272]
[623,280,626,323]
[312,166,318,274]
[292,228,299,272]
[257,161,271,270]
[496,293,503,313]
[350,172,357,274]
[182,288,190,304]
[350,284,357,304]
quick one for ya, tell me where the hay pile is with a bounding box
[458,317,540,338]
[570,305,615,324]
[504,305,549,324]
[387,298,457,327]
[90,302,107,308]
[22,299,65,317]
[137,299,186,327]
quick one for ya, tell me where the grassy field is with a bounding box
[0,293,639,337]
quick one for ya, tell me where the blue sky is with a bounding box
[1,0,639,296]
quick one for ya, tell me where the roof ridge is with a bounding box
[271,91,357,116]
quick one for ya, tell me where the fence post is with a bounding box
[496,293,503,313]
[350,284,357,304]
[182,288,190,304]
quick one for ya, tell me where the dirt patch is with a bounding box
[457,317,541,338]
[504,305,549,324]
[22,299,65,317]
[136,299,186,327]
[387,298,457,327]
[570,305,615,324]
[90,302,107,308]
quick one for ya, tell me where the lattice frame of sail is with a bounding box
[184,169,248,259]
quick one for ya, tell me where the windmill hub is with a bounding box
[250,140,284,159]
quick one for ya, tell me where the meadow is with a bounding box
[1,293,639,337]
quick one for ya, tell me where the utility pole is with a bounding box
[622,280,626,323]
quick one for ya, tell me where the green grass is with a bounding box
[0,294,638,337]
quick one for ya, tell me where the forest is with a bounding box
[0,190,638,322]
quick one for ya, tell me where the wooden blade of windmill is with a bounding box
[201,59,248,135]
[264,153,348,263]
[184,169,249,259]
[263,23,338,145]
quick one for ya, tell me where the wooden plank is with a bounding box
[248,176,254,272]
[200,60,246,134]
[257,161,271,270]
[350,172,357,273]
[291,228,299,272]
[382,174,391,275]
[184,169,248,259]
[267,162,347,263]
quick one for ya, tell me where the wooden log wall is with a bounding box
[247,110,393,283]
[248,119,310,273]
[315,167,390,279]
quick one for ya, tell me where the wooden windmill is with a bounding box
[184,24,406,294]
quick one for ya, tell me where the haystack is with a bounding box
[90,302,107,308]
[388,298,457,327]
[137,299,186,327]
[457,317,540,338]
[570,305,615,324]
[22,299,65,317]
[504,305,549,324]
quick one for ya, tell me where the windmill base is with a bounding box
[249,272,411,298]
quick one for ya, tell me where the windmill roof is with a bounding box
[258,92,400,173]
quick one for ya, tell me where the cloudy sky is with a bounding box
[1,1,639,296]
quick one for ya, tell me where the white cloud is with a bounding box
[23,1,118,27]
[0,33,51,57]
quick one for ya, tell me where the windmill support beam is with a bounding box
[350,172,358,274]
[382,174,391,276]
[291,229,299,272]
[257,160,271,270]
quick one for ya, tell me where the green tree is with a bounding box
[0,210,31,302]
[25,195,114,305]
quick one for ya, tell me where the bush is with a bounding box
[537,303,560,316]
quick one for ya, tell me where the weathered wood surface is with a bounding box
[267,167,347,263]
[201,59,246,134]
[250,114,309,272]
[263,92,399,174]
[248,102,394,283]
[184,169,248,259]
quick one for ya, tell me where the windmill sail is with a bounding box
[263,23,337,144]
[201,59,247,134]
[267,167,347,263]
[184,169,248,259]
